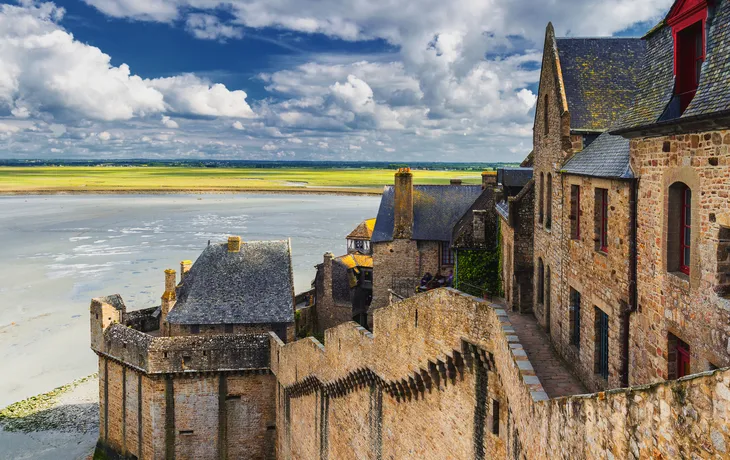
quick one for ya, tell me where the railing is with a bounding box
[456,281,492,300]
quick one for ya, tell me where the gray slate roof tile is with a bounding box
[562,132,633,179]
[556,38,646,131]
[166,240,294,325]
[371,185,482,243]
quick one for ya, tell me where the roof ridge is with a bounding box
[555,36,643,40]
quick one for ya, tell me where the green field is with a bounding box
[0,166,486,194]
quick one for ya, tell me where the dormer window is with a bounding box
[668,0,708,115]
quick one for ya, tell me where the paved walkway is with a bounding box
[505,309,588,398]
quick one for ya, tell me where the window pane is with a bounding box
[684,247,691,265]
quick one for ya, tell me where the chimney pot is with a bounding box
[180,260,192,282]
[393,168,414,239]
[228,236,242,252]
[481,171,497,189]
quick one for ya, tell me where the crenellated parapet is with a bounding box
[271,288,730,459]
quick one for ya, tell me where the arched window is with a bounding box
[668,182,691,274]
[546,174,553,229]
[537,258,545,304]
[543,94,549,135]
[539,173,544,224]
[545,266,551,331]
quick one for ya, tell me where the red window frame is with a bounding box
[676,340,691,378]
[668,0,708,113]
[570,185,580,239]
[680,187,691,275]
[600,189,608,252]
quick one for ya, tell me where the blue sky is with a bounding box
[0,0,673,162]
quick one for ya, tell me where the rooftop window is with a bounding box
[667,0,708,116]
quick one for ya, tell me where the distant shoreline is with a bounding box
[0,188,383,196]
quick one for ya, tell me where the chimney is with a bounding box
[393,168,414,239]
[481,171,497,190]
[450,179,463,185]
[160,268,177,329]
[473,210,487,244]
[228,236,242,252]
[323,252,334,301]
[180,260,192,282]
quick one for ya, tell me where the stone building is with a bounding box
[502,0,730,393]
[529,24,646,391]
[346,218,376,255]
[312,251,373,332]
[91,237,293,459]
[369,169,483,309]
[495,168,534,313]
[610,0,730,382]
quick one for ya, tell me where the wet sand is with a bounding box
[0,194,379,408]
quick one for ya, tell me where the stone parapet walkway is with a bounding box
[505,308,587,398]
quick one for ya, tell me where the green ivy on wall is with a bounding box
[455,233,501,299]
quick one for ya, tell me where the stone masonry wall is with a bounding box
[271,288,730,459]
[630,130,730,385]
[371,239,440,311]
[558,175,633,392]
[97,358,276,460]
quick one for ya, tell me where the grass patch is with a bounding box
[0,373,98,433]
[0,166,483,194]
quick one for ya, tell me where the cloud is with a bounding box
[261,143,277,151]
[0,2,254,123]
[231,120,244,130]
[161,115,179,128]
[185,14,243,42]
[98,131,111,141]
[147,74,255,118]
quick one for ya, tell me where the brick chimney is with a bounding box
[180,260,192,282]
[393,168,414,239]
[481,171,497,190]
[160,268,177,329]
[228,236,242,252]
[323,252,334,302]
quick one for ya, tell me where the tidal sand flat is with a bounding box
[0,194,380,409]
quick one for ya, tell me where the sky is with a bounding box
[0,0,673,162]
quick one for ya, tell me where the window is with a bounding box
[675,22,705,114]
[224,324,234,334]
[537,258,545,304]
[668,182,691,274]
[491,399,500,435]
[543,94,549,135]
[354,239,365,252]
[595,188,608,253]
[569,288,581,349]
[570,185,581,239]
[190,324,200,334]
[539,173,544,224]
[545,266,551,321]
[594,307,609,380]
[546,174,552,229]
[441,241,454,266]
[718,226,730,298]
[668,333,691,379]
[680,187,692,274]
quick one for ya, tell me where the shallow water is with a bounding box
[0,194,380,407]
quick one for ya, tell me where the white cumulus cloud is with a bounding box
[161,115,179,128]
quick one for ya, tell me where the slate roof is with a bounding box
[562,132,633,179]
[495,201,510,221]
[555,38,646,131]
[371,185,483,243]
[166,240,294,325]
[613,0,730,132]
[346,218,376,240]
[497,168,533,188]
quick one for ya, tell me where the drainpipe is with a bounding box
[621,179,639,387]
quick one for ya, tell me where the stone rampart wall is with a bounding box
[271,288,730,459]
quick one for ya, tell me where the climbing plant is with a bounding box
[456,234,501,299]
